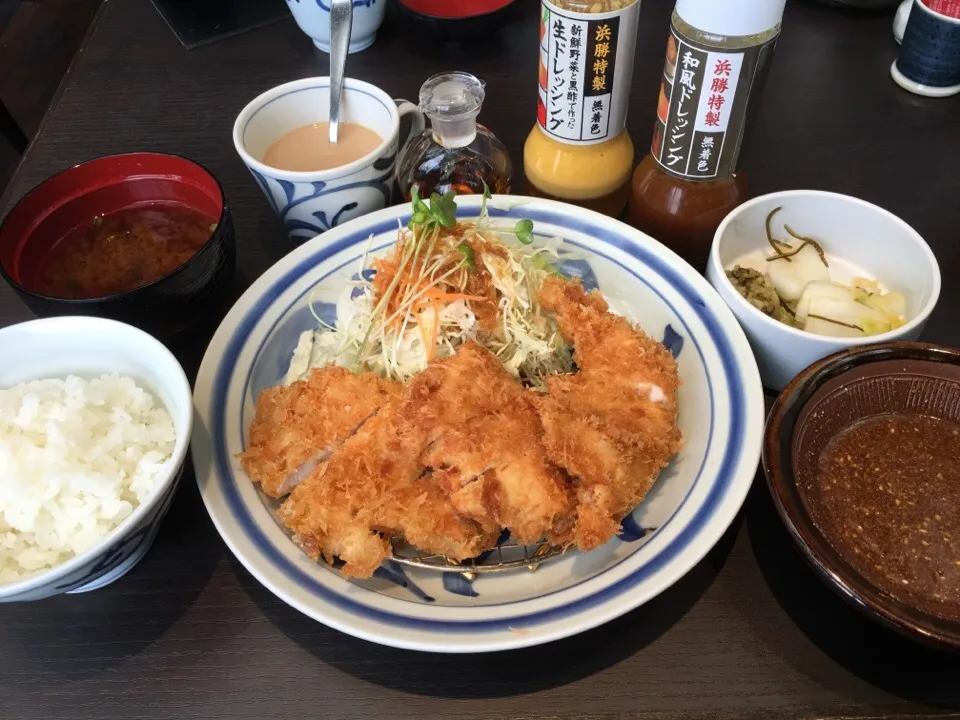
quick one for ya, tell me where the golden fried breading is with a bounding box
[253,274,681,578]
[425,398,574,546]
[400,341,522,437]
[538,276,680,416]
[533,276,682,550]
[278,398,495,579]
[239,367,400,498]
[278,344,521,578]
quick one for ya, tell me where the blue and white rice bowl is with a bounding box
[0,317,192,602]
[191,196,764,652]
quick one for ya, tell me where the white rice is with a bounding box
[0,374,176,583]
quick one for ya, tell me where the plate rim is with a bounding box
[191,195,764,652]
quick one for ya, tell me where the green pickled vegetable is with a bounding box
[726,266,795,326]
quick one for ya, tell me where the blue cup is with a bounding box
[891,0,960,97]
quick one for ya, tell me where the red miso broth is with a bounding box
[35,202,216,298]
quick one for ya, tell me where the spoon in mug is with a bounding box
[328,0,353,145]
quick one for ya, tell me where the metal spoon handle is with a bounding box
[328,0,353,145]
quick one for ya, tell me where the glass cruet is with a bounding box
[397,71,512,200]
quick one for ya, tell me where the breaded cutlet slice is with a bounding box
[277,343,513,578]
[532,277,683,550]
[239,367,400,498]
[424,392,574,546]
[391,342,574,551]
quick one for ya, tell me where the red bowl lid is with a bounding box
[398,0,515,19]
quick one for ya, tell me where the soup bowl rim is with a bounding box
[0,150,230,304]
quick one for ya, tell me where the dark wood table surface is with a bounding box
[2,1,960,718]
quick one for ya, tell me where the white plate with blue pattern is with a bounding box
[191,195,764,653]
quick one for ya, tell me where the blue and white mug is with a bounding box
[233,77,425,244]
[286,0,386,54]
[891,0,960,97]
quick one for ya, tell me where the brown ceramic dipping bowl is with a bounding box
[764,342,960,651]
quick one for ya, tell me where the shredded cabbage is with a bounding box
[287,224,574,388]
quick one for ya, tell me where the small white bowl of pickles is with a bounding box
[707,190,941,391]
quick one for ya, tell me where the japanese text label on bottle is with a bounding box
[536,0,640,145]
[651,20,777,180]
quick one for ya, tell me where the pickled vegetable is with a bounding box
[726,266,794,325]
[805,296,893,337]
[767,243,830,302]
[726,210,908,339]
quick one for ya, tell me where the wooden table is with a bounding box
[2,1,959,718]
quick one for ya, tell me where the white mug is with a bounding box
[233,77,425,244]
[285,0,386,54]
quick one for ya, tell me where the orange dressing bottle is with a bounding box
[629,0,786,270]
[523,0,642,217]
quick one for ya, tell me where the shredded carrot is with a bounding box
[416,309,429,358]
[408,290,482,318]
[369,228,488,340]
[422,289,484,303]
[428,300,440,361]
[414,300,443,362]
[392,286,484,331]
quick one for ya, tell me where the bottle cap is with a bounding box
[675,0,786,38]
[419,71,485,148]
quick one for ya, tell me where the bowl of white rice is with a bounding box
[0,316,191,601]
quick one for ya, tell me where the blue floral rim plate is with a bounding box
[191,195,764,652]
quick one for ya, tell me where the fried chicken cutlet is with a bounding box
[424,390,574,546]
[278,343,574,578]
[239,368,400,498]
[277,397,492,579]
[533,276,682,550]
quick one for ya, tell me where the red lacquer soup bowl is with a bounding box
[0,152,235,338]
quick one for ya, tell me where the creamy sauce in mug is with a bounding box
[262,122,383,172]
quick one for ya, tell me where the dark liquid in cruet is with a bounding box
[404,148,511,200]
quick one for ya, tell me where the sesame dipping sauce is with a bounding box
[765,346,960,648]
[806,413,960,620]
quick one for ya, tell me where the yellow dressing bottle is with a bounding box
[523,0,641,218]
